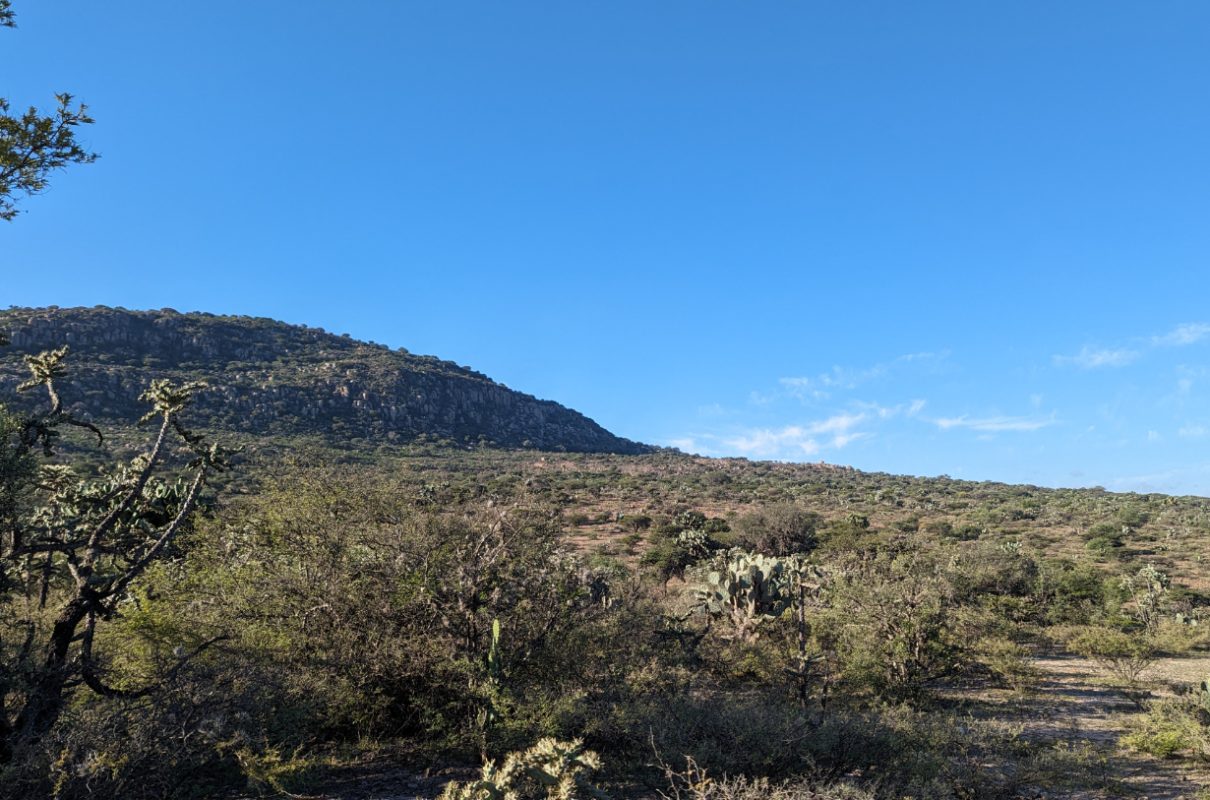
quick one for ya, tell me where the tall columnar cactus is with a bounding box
[475,618,505,750]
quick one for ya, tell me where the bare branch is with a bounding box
[80,621,230,700]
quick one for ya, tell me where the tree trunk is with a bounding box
[4,594,89,761]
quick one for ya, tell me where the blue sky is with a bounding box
[5,2,1210,494]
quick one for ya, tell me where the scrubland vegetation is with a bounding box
[4,349,1210,799]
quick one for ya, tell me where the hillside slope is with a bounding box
[0,306,650,454]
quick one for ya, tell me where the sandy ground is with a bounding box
[272,654,1210,800]
[951,653,1210,799]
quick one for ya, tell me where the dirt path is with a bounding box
[962,653,1210,799]
[260,655,1210,800]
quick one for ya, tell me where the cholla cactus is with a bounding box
[1124,564,1169,632]
[439,738,608,800]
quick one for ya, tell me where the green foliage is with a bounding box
[1124,564,1169,632]
[3,656,307,800]
[621,514,652,532]
[731,505,820,556]
[0,405,34,565]
[657,756,874,800]
[815,515,879,554]
[641,516,724,582]
[1,344,225,773]
[693,550,815,642]
[817,547,960,699]
[1121,696,1210,761]
[950,540,1038,603]
[144,475,619,753]
[0,94,97,221]
[974,636,1037,691]
[1034,560,1108,624]
[1064,627,1156,695]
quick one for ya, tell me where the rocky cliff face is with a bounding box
[0,307,651,454]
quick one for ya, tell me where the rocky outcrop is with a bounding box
[0,307,651,454]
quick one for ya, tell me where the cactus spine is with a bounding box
[439,738,609,800]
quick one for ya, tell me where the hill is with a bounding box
[6,310,1210,799]
[0,306,651,454]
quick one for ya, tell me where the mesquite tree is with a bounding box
[0,340,228,763]
[1,1,98,221]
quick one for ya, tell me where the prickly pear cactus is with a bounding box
[676,529,715,561]
[694,550,816,641]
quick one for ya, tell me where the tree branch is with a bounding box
[83,414,172,562]
[80,614,230,700]
[106,460,207,601]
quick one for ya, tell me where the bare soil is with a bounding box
[280,654,1210,800]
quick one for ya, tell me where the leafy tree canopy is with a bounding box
[0,1,97,221]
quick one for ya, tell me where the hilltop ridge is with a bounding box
[0,306,651,454]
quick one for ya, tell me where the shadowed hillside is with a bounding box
[0,306,651,454]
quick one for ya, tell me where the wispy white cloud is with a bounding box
[933,414,1056,433]
[806,412,866,435]
[830,431,871,449]
[775,352,947,403]
[666,437,701,453]
[1052,347,1139,370]
[721,413,869,459]
[723,427,823,458]
[1055,322,1210,371]
[1107,462,1210,495]
[849,399,927,420]
[778,368,881,402]
[1179,425,1208,439]
[674,394,932,462]
[1153,323,1210,347]
[1106,468,1183,493]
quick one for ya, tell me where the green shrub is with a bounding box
[919,519,953,539]
[657,757,874,800]
[1064,627,1156,696]
[1121,696,1210,761]
[1,662,311,800]
[622,514,652,532]
[731,505,820,556]
[131,472,624,755]
[642,526,722,582]
[976,636,1037,691]
[1035,561,1108,624]
[816,549,960,700]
